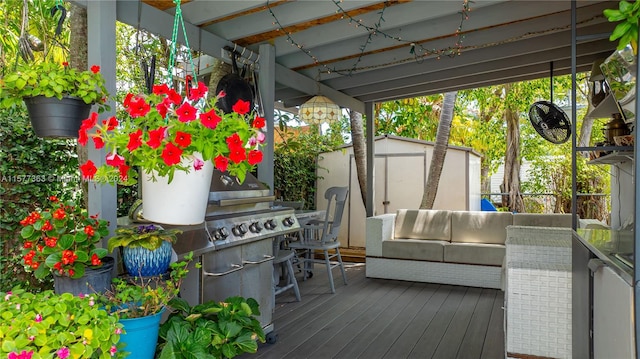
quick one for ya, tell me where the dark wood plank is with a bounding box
[481,290,505,359]
[456,289,498,359]
[431,287,483,358]
[382,285,454,358]
[255,274,399,357]
[407,286,469,358]
[336,282,440,359]
[306,281,423,358]
[237,264,505,359]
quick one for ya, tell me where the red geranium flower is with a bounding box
[215,155,229,172]
[248,149,263,165]
[161,142,183,166]
[232,99,251,115]
[174,131,192,148]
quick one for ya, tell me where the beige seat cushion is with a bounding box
[451,211,513,245]
[444,242,505,266]
[512,213,572,228]
[394,209,451,241]
[382,239,445,262]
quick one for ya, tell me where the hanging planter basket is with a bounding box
[24,95,91,138]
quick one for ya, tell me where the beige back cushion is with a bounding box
[512,213,572,228]
[450,211,513,244]
[394,209,451,241]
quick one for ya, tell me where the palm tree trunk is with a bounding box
[349,109,367,206]
[503,103,525,213]
[69,3,89,208]
[420,91,457,209]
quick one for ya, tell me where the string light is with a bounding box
[266,0,471,77]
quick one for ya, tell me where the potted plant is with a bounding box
[18,196,112,295]
[77,80,266,225]
[0,61,110,138]
[0,287,125,359]
[158,296,266,359]
[99,253,193,359]
[107,224,181,277]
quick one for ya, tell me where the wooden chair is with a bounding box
[287,186,349,294]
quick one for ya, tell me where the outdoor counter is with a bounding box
[574,228,633,286]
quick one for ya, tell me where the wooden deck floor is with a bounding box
[241,262,505,359]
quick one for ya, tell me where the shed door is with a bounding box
[346,153,426,248]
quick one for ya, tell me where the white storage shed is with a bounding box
[316,135,482,249]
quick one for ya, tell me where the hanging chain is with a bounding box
[167,0,197,87]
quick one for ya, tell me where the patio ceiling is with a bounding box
[115,0,619,112]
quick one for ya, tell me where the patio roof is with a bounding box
[113,0,619,113]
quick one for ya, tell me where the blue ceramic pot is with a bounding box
[123,240,172,277]
[119,308,165,359]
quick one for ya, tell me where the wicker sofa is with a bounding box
[365,209,572,289]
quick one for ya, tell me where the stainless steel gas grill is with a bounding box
[169,170,300,340]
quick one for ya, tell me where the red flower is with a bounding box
[127,129,143,151]
[199,109,221,129]
[214,155,229,172]
[78,129,89,146]
[252,116,266,129]
[80,160,97,180]
[166,88,182,105]
[229,147,247,164]
[176,102,198,122]
[53,208,66,220]
[80,112,98,131]
[23,241,33,249]
[84,225,95,237]
[118,164,130,181]
[62,61,69,67]
[105,152,125,167]
[90,65,100,74]
[174,131,192,148]
[126,96,151,118]
[147,127,167,149]
[226,133,243,148]
[188,81,208,101]
[61,250,78,265]
[49,196,58,202]
[217,90,226,98]
[45,237,57,248]
[42,220,53,231]
[91,253,102,266]
[92,133,105,149]
[123,93,134,108]
[248,149,263,165]
[161,143,183,166]
[103,116,118,131]
[232,99,251,115]
[156,102,169,118]
[153,83,170,95]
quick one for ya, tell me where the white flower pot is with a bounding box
[141,156,214,225]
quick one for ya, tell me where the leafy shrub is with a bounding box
[157,296,265,359]
[0,106,80,292]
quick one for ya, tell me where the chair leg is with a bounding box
[335,247,347,285]
[285,258,301,302]
[324,249,336,293]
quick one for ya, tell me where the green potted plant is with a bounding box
[0,287,125,359]
[18,196,112,295]
[77,81,266,225]
[0,61,110,138]
[99,253,194,359]
[158,296,266,359]
[107,224,181,277]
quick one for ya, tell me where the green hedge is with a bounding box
[0,106,80,292]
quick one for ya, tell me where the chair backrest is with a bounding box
[320,186,349,243]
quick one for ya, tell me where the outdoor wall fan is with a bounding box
[528,62,572,144]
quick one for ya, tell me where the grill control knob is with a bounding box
[282,217,296,227]
[264,219,277,230]
[249,222,263,233]
[232,223,248,236]
[212,227,230,241]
